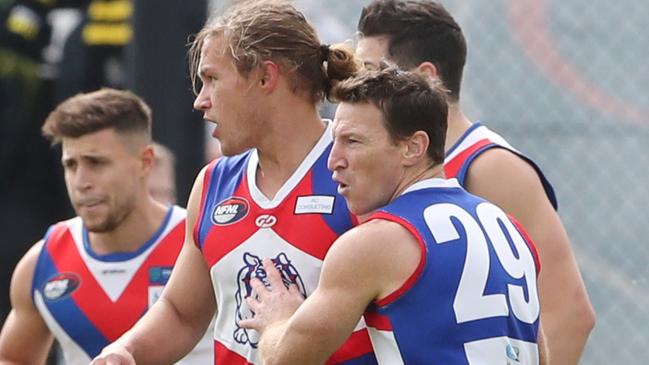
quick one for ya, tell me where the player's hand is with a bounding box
[239,258,304,334]
[90,344,136,365]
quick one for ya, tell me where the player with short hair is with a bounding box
[242,66,547,365]
[355,2,594,363]
[0,88,212,364]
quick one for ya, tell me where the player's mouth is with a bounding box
[337,184,350,196]
[332,175,350,195]
[204,118,219,137]
[76,199,105,212]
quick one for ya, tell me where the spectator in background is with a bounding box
[0,0,52,191]
[355,1,594,363]
[0,0,131,102]
[55,0,132,102]
[0,0,68,324]
[0,88,212,364]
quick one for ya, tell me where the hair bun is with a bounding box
[319,44,330,62]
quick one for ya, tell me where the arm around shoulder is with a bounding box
[257,219,421,364]
[0,240,54,365]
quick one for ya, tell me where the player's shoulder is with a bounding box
[211,150,252,172]
[467,147,545,191]
[11,240,45,292]
[338,218,418,255]
[464,146,554,217]
[321,218,421,292]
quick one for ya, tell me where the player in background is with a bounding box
[0,88,212,365]
[242,67,547,365]
[150,142,178,206]
[355,2,594,363]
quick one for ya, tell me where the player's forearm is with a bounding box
[258,321,329,365]
[258,321,289,365]
[258,322,316,365]
[537,323,549,365]
[542,305,594,365]
[113,297,213,364]
[537,245,595,363]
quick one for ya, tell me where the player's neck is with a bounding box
[445,102,473,153]
[390,162,446,204]
[87,196,169,255]
[255,104,325,199]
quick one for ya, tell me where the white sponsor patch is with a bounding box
[294,195,335,214]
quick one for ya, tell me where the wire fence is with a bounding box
[2,0,644,363]
[236,0,648,363]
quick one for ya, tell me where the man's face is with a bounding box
[62,129,143,232]
[328,102,405,216]
[193,35,265,156]
[356,35,391,70]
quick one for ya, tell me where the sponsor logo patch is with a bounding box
[211,197,249,225]
[42,273,81,301]
[255,214,277,228]
[294,195,335,214]
[149,266,173,285]
[506,343,521,364]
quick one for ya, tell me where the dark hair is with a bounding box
[331,66,448,164]
[358,0,467,101]
[188,0,361,103]
[42,88,152,144]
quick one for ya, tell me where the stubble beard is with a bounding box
[83,198,137,233]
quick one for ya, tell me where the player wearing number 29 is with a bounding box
[240,67,546,365]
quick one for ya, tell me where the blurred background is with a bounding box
[1,0,647,363]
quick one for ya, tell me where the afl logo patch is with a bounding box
[42,273,80,301]
[212,197,249,225]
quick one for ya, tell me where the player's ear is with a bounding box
[402,131,429,167]
[258,60,280,92]
[414,62,439,82]
[140,144,155,175]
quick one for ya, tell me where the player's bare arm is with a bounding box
[241,220,420,365]
[0,241,54,365]
[92,167,217,365]
[466,147,595,365]
[538,324,549,365]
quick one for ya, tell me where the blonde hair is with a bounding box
[189,0,360,103]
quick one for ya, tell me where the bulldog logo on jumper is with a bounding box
[233,252,306,347]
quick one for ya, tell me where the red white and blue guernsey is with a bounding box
[194,122,377,364]
[31,206,213,365]
[365,178,541,365]
[444,122,558,209]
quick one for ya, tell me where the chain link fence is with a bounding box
[269,1,648,363]
[212,0,646,362]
